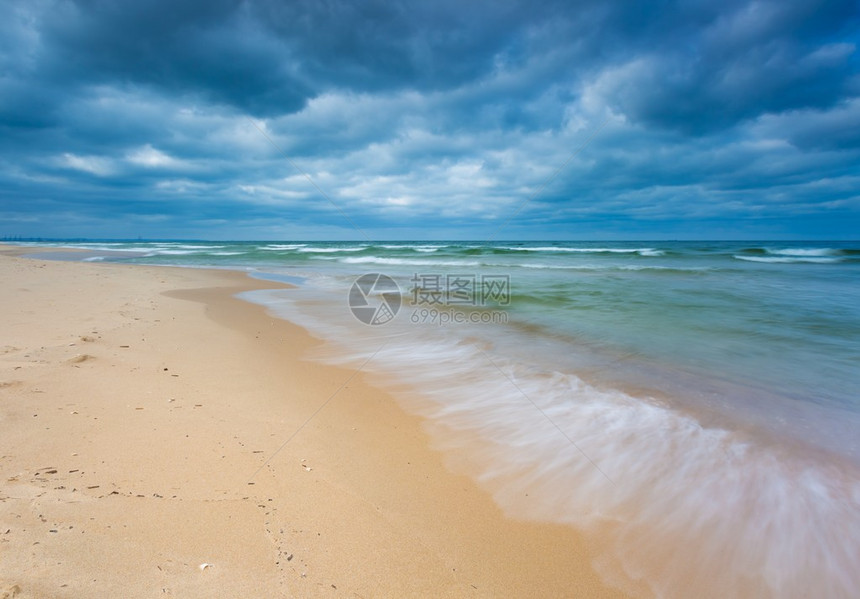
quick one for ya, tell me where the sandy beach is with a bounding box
[0,248,625,598]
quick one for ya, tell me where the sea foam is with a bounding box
[243,281,860,599]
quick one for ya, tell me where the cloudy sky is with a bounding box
[1,0,858,240]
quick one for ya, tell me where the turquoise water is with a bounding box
[18,239,860,597]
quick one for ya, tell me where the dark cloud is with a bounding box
[589,0,859,133]
[37,0,308,116]
[0,0,858,239]
[253,0,554,93]
[753,98,860,151]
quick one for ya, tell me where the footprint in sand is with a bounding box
[0,583,21,599]
[67,354,95,364]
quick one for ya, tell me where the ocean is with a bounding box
[18,240,860,597]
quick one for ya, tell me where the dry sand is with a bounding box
[0,248,626,597]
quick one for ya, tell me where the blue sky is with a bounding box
[1,0,858,240]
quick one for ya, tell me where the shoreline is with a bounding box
[0,248,626,597]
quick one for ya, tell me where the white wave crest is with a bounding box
[297,247,366,253]
[767,248,838,257]
[341,256,481,267]
[735,255,841,264]
[500,247,661,255]
[259,244,308,251]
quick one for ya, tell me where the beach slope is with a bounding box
[0,250,623,597]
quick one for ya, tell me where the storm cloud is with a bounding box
[1,0,858,239]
